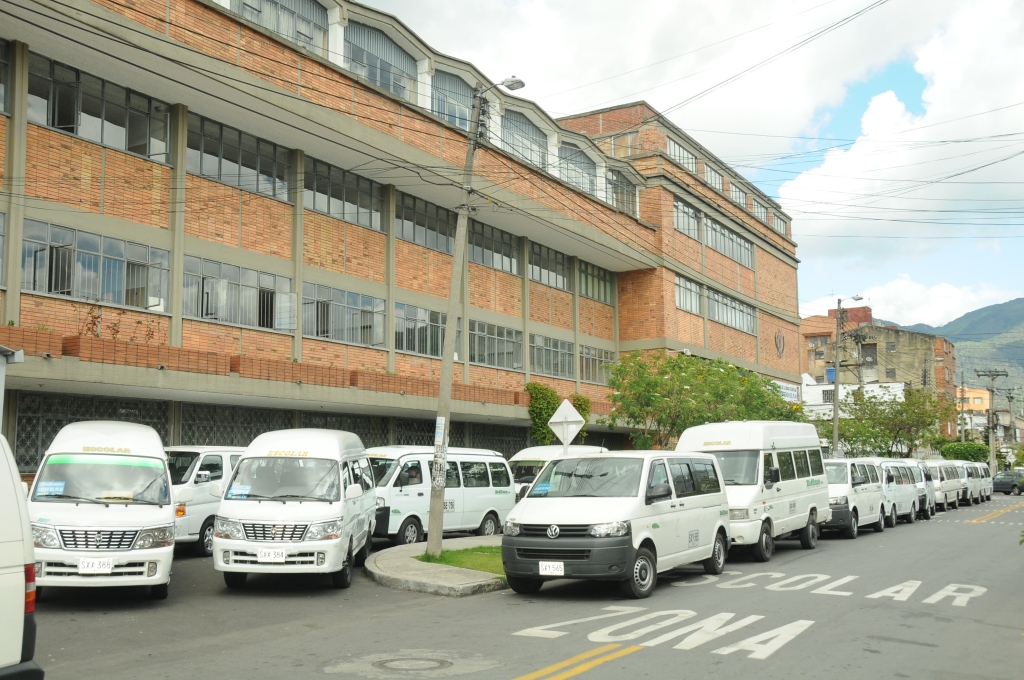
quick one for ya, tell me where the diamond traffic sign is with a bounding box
[548,399,585,446]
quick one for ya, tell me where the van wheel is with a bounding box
[972,493,980,505]
[331,547,353,589]
[905,503,916,524]
[937,500,946,512]
[393,518,422,546]
[872,506,885,533]
[799,514,818,549]
[353,534,371,568]
[476,513,499,537]
[844,511,859,539]
[35,586,43,600]
[926,503,934,519]
[751,522,774,562]
[620,547,657,599]
[224,572,246,589]
[1013,486,1020,496]
[150,583,169,600]
[194,518,215,557]
[703,532,727,575]
[884,505,897,528]
[507,576,544,594]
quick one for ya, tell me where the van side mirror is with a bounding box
[175,487,195,503]
[886,473,895,484]
[769,467,782,484]
[852,474,866,486]
[397,471,409,488]
[924,472,933,482]
[209,481,223,498]
[346,483,363,500]
[195,470,211,484]
[646,483,672,505]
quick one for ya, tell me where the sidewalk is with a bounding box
[364,535,508,597]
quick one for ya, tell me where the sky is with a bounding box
[361,0,1024,327]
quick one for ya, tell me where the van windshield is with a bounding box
[708,450,760,485]
[33,453,170,505]
[226,457,340,502]
[825,463,848,484]
[528,457,642,498]
[167,451,200,484]
[511,460,546,483]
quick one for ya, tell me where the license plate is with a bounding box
[79,558,113,574]
[539,561,564,576]
[257,548,287,563]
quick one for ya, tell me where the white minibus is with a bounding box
[28,421,186,600]
[502,450,730,599]
[925,460,964,511]
[975,464,993,501]
[508,445,608,499]
[210,429,376,589]
[909,460,936,519]
[950,461,981,505]
[859,458,919,526]
[366,446,515,545]
[823,458,885,538]
[675,421,830,562]
[166,446,246,556]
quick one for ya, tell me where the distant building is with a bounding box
[802,376,905,419]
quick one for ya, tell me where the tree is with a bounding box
[601,351,802,449]
[939,441,989,463]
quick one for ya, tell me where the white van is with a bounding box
[210,429,376,589]
[1,434,44,678]
[367,446,515,545]
[909,460,936,519]
[28,421,185,600]
[674,421,830,562]
[950,461,981,505]
[861,458,919,526]
[975,464,993,501]
[166,446,246,556]
[925,460,964,511]
[823,458,885,538]
[508,445,608,499]
[502,450,730,599]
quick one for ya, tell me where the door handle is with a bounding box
[417,492,424,496]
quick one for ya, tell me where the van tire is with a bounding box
[476,513,499,537]
[507,576,544,594]
[872,506,885,532]
[194,518,215,557]
[799,513,818,549]
[353,534,371,568]
[751,522,774,562]
[620,547,657,599]
[950,496,958,509]
[150,583,169,600]
[393,518,422,546]
[927,503,934,519]
[1013,486,1020,496]
[884,505,897,528]
[703,532,727,575]
[937,499,946,511]
[35,586,43,600]
[904,503,916,524]
[331,547,353,589]
[844,511,859,539]
[224,572,246,589]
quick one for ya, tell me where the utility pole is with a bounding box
[830,296,861,455]
[959,370,965,442]
[976,369,1008,475]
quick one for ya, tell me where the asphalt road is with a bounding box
[34,495,1024,680]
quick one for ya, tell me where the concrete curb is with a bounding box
[364,535,508,597]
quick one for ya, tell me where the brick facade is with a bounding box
[395,240,452,299]
[20,294,169,345]
[578,297,614,341]
[529,281,573,330]
[469,264,523,318]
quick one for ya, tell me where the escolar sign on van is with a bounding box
[266,451,309,457]
[83,446,132,453]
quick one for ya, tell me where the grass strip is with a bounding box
[417,546,505,577]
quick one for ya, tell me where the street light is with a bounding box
[832,295,862,457]
[426,76,525,558]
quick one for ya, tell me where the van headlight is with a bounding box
[376,497,386,509]
[504,520,521,537]
[588,521,630,537]
[32,524,60,549]
[214,517,244,540]
[829,496,848,506]
[134,524,174,549]
[729,509,749,521]
[305,519,343,541]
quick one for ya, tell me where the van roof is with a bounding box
[165,445,247,454]
[240,429,365,461]
[45,421,166,458]
[550,450,718,462]
[509,445,608,462]
[676,421,820,453]
[364,445,504,459]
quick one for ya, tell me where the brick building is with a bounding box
[0,0,800,470]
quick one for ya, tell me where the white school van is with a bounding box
[210,429,375,589]
[950,460,982,505]
[674,421,829,562]
[975,463,993,501]
[502,450,730,599]
[909,460,936,519]
[166,446,246,556]
[859,458,919,526]
[823,458,885,538]
[925,460,964,511]
[28,422,184,600]
[508,445,608,499]
[367,446,515,545]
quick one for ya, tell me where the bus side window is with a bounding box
[866,466,879,484]
[777,452,796,481]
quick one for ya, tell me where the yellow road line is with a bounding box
[968,500,1024,524]
[513,644,622,680]
[544,646,644,680]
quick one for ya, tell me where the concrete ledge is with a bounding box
[364,535,507,597]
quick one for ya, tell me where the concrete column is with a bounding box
[521,236,531,382]
[572,257,581,393]
[3,42,29,326]
[289,149,304,360]
[384,185,397,373]
[2,390,17,441]
[326,6,349,69]
[612,271,620,356]
[167,104,188,347]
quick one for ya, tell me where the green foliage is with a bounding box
[525,382,560,445]
[940,440,990,463]
[570,393,592,443]
[600,351,802,449]
[416,547,505,577]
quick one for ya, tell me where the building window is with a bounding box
[606,170,636,215]
[668,139,697,172]
[0,212,5,285]
[469,321,523,370]
[753,201,768,223]
[22,220,169,311]
[674,198,700,240]
[470,221,519,275]
[676,276,702,315]
[394,303,457,359]
[707,289,755,334]
[501,110,547,168]
[814,350,825,360]
[705,217,753,268]
[885,368,896,380]
[705,164,723,191]
[186,113,290,200]
[27,53,170,163]
[773,214,787,235]
[730,184,747,207]
[431,71,473,129]
[530,334,574,379]
[301,282,385,347]
[608,132,638,157]
[579,261,613,304]
[810,336,829,348]
[886,341,896,352]
[558,143,596,195]
[0,39,9,113]
[231,0,328,56]
[343,22,416,103]
[395,193,456,255]
[973,397,983,405]
[529,243,573,292]
[303,156,384,231]
[580,345,615,385]
[183,256,295,330]
[823,389,834,404]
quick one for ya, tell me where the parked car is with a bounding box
[976,464,993,501]
[823,458,885,538]
[924,460,964,511]
[993,470,1024,495]
[166,446,246,556]
[859,458,919,526]
[909,460,936,519]
[949,461,983,505]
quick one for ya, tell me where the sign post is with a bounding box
[548,399,586,459]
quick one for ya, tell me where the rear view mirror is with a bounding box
[175,487,195,503]
[646,483,672,504]
[209,481,223,498]
[852,474,866,486]
[886,473,895,484]
[769,467,782,484]
[346,483,363,500]
[195,470,211,484]
[924,472,933,482]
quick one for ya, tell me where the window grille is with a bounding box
[469,321,523,370]
[606,170,636,215]
[470,221,519,275]
[181,403,293,447]
[558,143,596,195]
[472,425,529,458]
[731,184,747,207]
[707,289,755,334]
[704,217,753,268]
[231,0,327,56]
[501,110,547,168]
[183,255,295,331]
[579,261,613,304]
[773,214,787,235]
[705,164,723,191]
[530,334,574,379]
[395,192,457,255]
[529,243,573,292]
[300,412,389,447]
[303,156,384,231]
[343,22,417,103]
[431,71,473,130]
[580,345,615,385]
[676,276,702,314]
[753,201,768,223]
[668,138,697,172]
[394,303,458,359]
[186,113,290,200]
[609,132,638,157]
[301,282,385,347]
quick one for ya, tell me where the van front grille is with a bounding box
[42,561,147,577]
[517,548,592,561]
[230,550,317,565]
[520,524,590,538]
[241,523,308,542]
[59,529,138,550]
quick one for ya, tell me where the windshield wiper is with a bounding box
[34,493,104,504]
[271,494,329,501]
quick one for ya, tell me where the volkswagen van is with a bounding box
[508,445,608,499]
[28,421,185,600]
[166,446,245,556]
[675,421,829,562]
[502,450,730,599]
[210,429,375,589]
[823,457,884,538]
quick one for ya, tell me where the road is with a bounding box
[34,495,1024,680]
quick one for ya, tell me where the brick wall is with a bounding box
[617,269,668,341]
[102,146,170,228]
[394,352,465,382]
[302,338,388,372]
[185,174,241,247]
[240,26,300,95]
[304,210,386,282]
[241,192,291,259]
[26,125,102,213]
[558,103,660,136]
[94,0,167,33]
[757,312,800,375]
[64,335,231,374]
[708,321,757,363]
[395,240,452,298]
[669,307,704,347]
[232,355,347,387]
[528,374,578,398]
[757,248,798,314]
[181,319,291,358]
[468,364,525,391]
[578,297,614,340]
[529,282,573,330]
[20,294,169,344]
[578,380,613,404]
[0,327,64,357]
[169,0,240,64]
[705,249,755,297]
[468,264,523,318]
